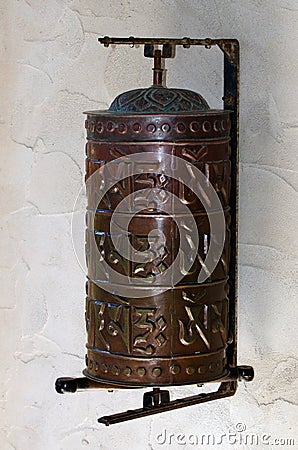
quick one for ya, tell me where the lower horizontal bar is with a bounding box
[98,381,237,426]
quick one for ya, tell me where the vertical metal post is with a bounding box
[219,40,240,370]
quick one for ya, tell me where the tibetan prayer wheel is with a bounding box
[56,37,254,425]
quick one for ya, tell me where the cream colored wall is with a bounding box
[0,1,297,449]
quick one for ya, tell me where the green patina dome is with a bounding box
[109,85,210,113]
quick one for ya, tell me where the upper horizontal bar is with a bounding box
[98,36,238,48]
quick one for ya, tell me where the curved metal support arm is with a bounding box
[55,364,254,425]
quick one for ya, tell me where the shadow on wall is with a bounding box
[237,3,298,361]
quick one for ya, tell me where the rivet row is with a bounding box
[87,359,222,377]
[85,119,231,135]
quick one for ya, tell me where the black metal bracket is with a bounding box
[97,35,240,372]
[99,382,237,426]
[55,37,252,426]
[98,36,239,88]
[98,36,239,65]
[55,366,253,425]
[55,377,139,393]
[98,366,253,426]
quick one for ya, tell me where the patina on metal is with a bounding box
[55,37,254,425]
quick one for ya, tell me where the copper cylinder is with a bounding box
[83,102,232,387]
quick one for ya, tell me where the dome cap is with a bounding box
[109,85,210,113]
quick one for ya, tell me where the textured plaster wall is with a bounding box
[0,1,297,449]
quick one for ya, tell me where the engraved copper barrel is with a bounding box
[83,85,232,386]
[55,37,254,425]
